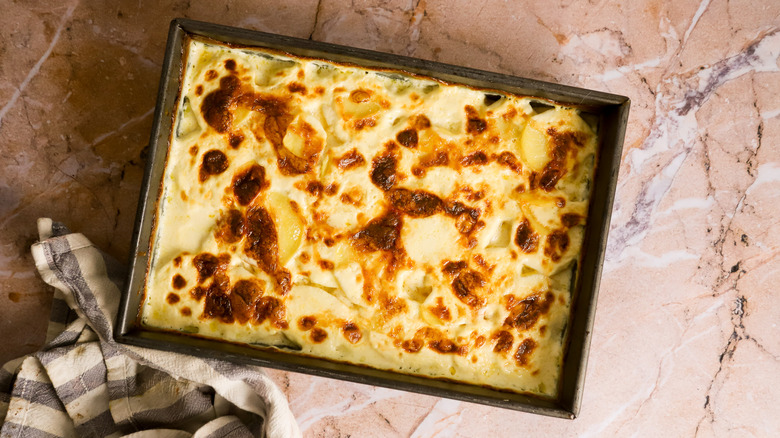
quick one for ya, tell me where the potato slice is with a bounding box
[267,192,303,265]
[176,98,201,139]
[520,124,550,171]
[282,114,326,159]
[341,98,381,119]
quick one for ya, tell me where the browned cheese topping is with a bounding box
[142,39,599,398]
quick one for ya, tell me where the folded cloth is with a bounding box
[0,219,300,438]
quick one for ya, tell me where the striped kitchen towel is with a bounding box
[0,219,300,438]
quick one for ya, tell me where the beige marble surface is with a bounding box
[2,0,779,436]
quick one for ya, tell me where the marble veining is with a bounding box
[1,0,779,436]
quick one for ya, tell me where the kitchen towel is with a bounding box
[0,218,300,438]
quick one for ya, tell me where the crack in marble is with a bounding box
[0,2,77,129]
[401,0,426,57]
[295,387,402,432]
[746,79,764,178]
[409,398,462,438]
[607,29,780,266]
[308,0,322,40]
[87,107,154,149]
[614,298,722,436]
[681,0,712,50]
[694,295,746,437]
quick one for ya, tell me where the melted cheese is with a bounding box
[141,37,599,398]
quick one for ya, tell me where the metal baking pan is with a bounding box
[115,18,629,419]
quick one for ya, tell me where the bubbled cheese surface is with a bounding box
[141,37,599,398]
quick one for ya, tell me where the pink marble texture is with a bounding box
[1,1,779,436]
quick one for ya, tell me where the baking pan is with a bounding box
[115,18,629,419]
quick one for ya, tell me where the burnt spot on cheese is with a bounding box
[413,114,431,129]
[415,327,467,355]
[193,253,220,284]
[199,150,229,182]
[396,129,418,148]
[180,307,192,316]
[349,89,371,103]
[298,252,310,263]
[495,151,522,173]
[190,286,207,301]
[351,210,402,252]
[298,316,317,331]
[310,327,328,343]
[287,82,306,94]
[323,237,335,247]
[166,293,180,304]
[244,206,279,274]
[430,338,459,354]
[530,169,559,192]
[354,117,376,131]
[502,107,518,120]
[504,291,554,331]
[231,279,264,304]
[561,213,582,228]
[172,274,186,290]
[556,197,566,208]
[544,229,570,262]
[224,59,237,71]
[461,151,488,166]
[229,280,264,323]
[378,292,408,320]
[215,209,245,244]
[472,254,490,271]
[450,269,486,308]
[202,75,241,133]
[304,180,323,196]
[318,184,335,197]
[173,256,183,267]
[370,153,398,191]
[387,188,442,218]
[318,259,334,270]
[232,164,268,206]
[515,338,537,366]
[444,201,482,235]
[492,330,513,353]
[229,132,244,148]
[203,288,233,324]
[189,145,199,156]
[460,187,485,201]
[474,335,486,348]
[412,150,449,176]
[465,105,487,135]
[429,297,452,321]
[401,339,424,353]
[342,322,362,344]
[253,296,287,328]
[195,85,204,96]
[335,149,366,170]
[340,189,363,207]
[205,69,218,81]
[275,270,292,296]
[442,260,468,276]
[514,219,539,253]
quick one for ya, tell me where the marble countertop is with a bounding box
[2,1,778,436]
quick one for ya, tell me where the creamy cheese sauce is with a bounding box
[141,38,599,397]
